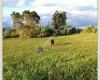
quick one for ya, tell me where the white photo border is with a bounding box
[0,0,2,80]
[0,0,99,80]
[98,0,100,79]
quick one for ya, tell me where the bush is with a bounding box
[67,27,76,35]
[31,30,40,38]
[3,30,11,38]
[81,25,97,33]
[18,29,32,38]
[76,28,83,33]
[3,29,19,38]
[58,29,67,36]
[17,25,42,38]
[17,25,32,38]
[43,28,55,37]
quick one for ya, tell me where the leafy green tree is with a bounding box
[21,10,40,27]
[11,10,40,38]
[11,12,21,29]
[31,11,40,24]
[21,10,31,26]
[52,11,67,30]
[52,11,67,36]
[11,10,40,28]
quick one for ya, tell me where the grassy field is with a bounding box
[3,33,97,80]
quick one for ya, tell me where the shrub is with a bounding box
[76,28,83,33]
[17,25,33,38]
[18,29,32,38]
[3,30,11,38]
[58,29,67,36]
[31,30,40,38]
[17,25,42,38]
[43,28,55,37]
[81,25,97,33]
[3,29,19,38]
[63,24,72,29]
[11,29,19,38]
[67,27,76,35]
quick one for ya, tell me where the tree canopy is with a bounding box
[11,10,40,28]
[52,11,67,30]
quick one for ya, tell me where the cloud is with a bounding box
[3,0,33,7]
[77,6,97,11]
[3,0,97,28]
[67,15,97,27]
[17,0,27,7]
[4,0,97,8]
[31,0,97,8]
[69,10,97,18]
[3,0,18,7]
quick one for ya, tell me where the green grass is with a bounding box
[3,33,97,80]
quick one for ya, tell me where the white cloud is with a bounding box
[4,0,18,4]
[31,0,57,6]
[60,0,96,7]
[69,10,97,18]
[4,0,30,7]
[17,0,27,7]
[31,0,97,7]
[3,0,97,27]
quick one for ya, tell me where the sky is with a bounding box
[3,0,97,28]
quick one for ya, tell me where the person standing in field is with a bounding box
[50,39,54,46]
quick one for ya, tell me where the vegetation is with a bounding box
[10,10,40,38]
[3,33,97,80]
[11,10,40,28]
[3,10,97,80]
[81,24,97,33]
[52,11,67,35]
[3,10,97,38]
[3,29,19,38]
[52,11,67,29]
[43,28,55,37]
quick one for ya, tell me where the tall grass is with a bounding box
[3,33,97,80]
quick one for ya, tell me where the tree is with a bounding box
[11,10,40,38]
[21,10,31,26]
[31,11,40,24]
[52,11,67,30]
[21,10,40,27]
[11,10,40,28]
[52,11,67,36]
[11,12,21,29]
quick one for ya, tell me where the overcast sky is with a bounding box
[3,0,97,28]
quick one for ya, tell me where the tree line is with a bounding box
[3,10,97,38]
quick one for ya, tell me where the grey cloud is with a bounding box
[77,6,97,11]
[67,15,97,27]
